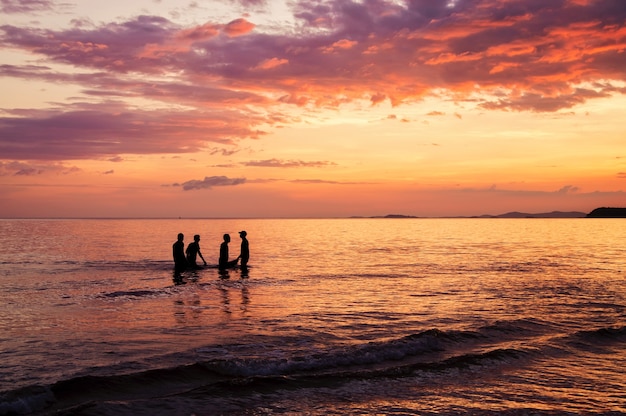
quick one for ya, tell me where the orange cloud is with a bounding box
[322,38,358,53]
[177,22,220,41]
[254,57,289,70]
[223,18,255,37]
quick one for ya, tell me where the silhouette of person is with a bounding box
[238,230,249,269]
[186,234,207,268]
[172,233,187,277]
[219,233,238,270]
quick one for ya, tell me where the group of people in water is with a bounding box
[173,231,249,277]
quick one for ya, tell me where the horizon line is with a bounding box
[0,211,598,221]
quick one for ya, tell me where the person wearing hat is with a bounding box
[238,230,249,268]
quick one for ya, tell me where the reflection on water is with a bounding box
[216,278,252,317]
[173,294,202,324]
[241,284,250,313]
[0,218,625,415]
[171,269,252,324]
[218,268,231,279]
[218,283,231,315]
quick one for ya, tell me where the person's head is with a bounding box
[239,230,247,238]
[223,233,230,242]
[194,234,200,242]
[177,233,184,241]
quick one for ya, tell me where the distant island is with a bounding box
[586,207,626,218]
[372,214,419,219]
[473,211,587,218]
[350,214,418,219]
[351,208,626,219]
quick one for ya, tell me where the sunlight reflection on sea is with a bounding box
[0,218,624,414]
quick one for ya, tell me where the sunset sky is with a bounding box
[1,0,625,218]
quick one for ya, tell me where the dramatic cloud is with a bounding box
[2,1,624,106]
[176,175,246,191]
[1,0,626,163]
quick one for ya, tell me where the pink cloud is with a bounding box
[176,22,220,41]
[254,57,289,70]
[321,38,358,53]
[223,18,255,37]
[233,0,267,6]
[1,0,55,14]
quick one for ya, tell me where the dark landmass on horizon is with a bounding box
[586,207,626,218]
[472,211,587,218]
[352,207,626,219]
[3,208,625,220]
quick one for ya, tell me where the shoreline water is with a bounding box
[1,218,624,415]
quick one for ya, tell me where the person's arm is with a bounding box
[198,249,206,265]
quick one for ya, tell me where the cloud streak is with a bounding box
[0,160,78,176]
[175,175,246,191]
[0,102,268,160]
[243,159,337,168]
[0,0,56,14]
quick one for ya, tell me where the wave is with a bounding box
[98,289,169,299]
[2,322,624,415]
[0,325,531,415]
[0,363,226,416]
[0,259,175,275]
[564,325,626,354]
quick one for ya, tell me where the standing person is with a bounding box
[238,231,249,268]
[172,233,187,276]
[186,234,207,268]
[218,233,238,270]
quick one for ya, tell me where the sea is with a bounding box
[0,218,625,415]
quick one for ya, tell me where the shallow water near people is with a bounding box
[0,218,625,415]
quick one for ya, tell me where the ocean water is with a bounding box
[0,218,625,415]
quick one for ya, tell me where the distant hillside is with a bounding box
[351,212,588,219]
[586,207,626,218]
[374,214,418,218]
[350,209,626,219]
[476,211,587,218]
[349,214,419,218]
